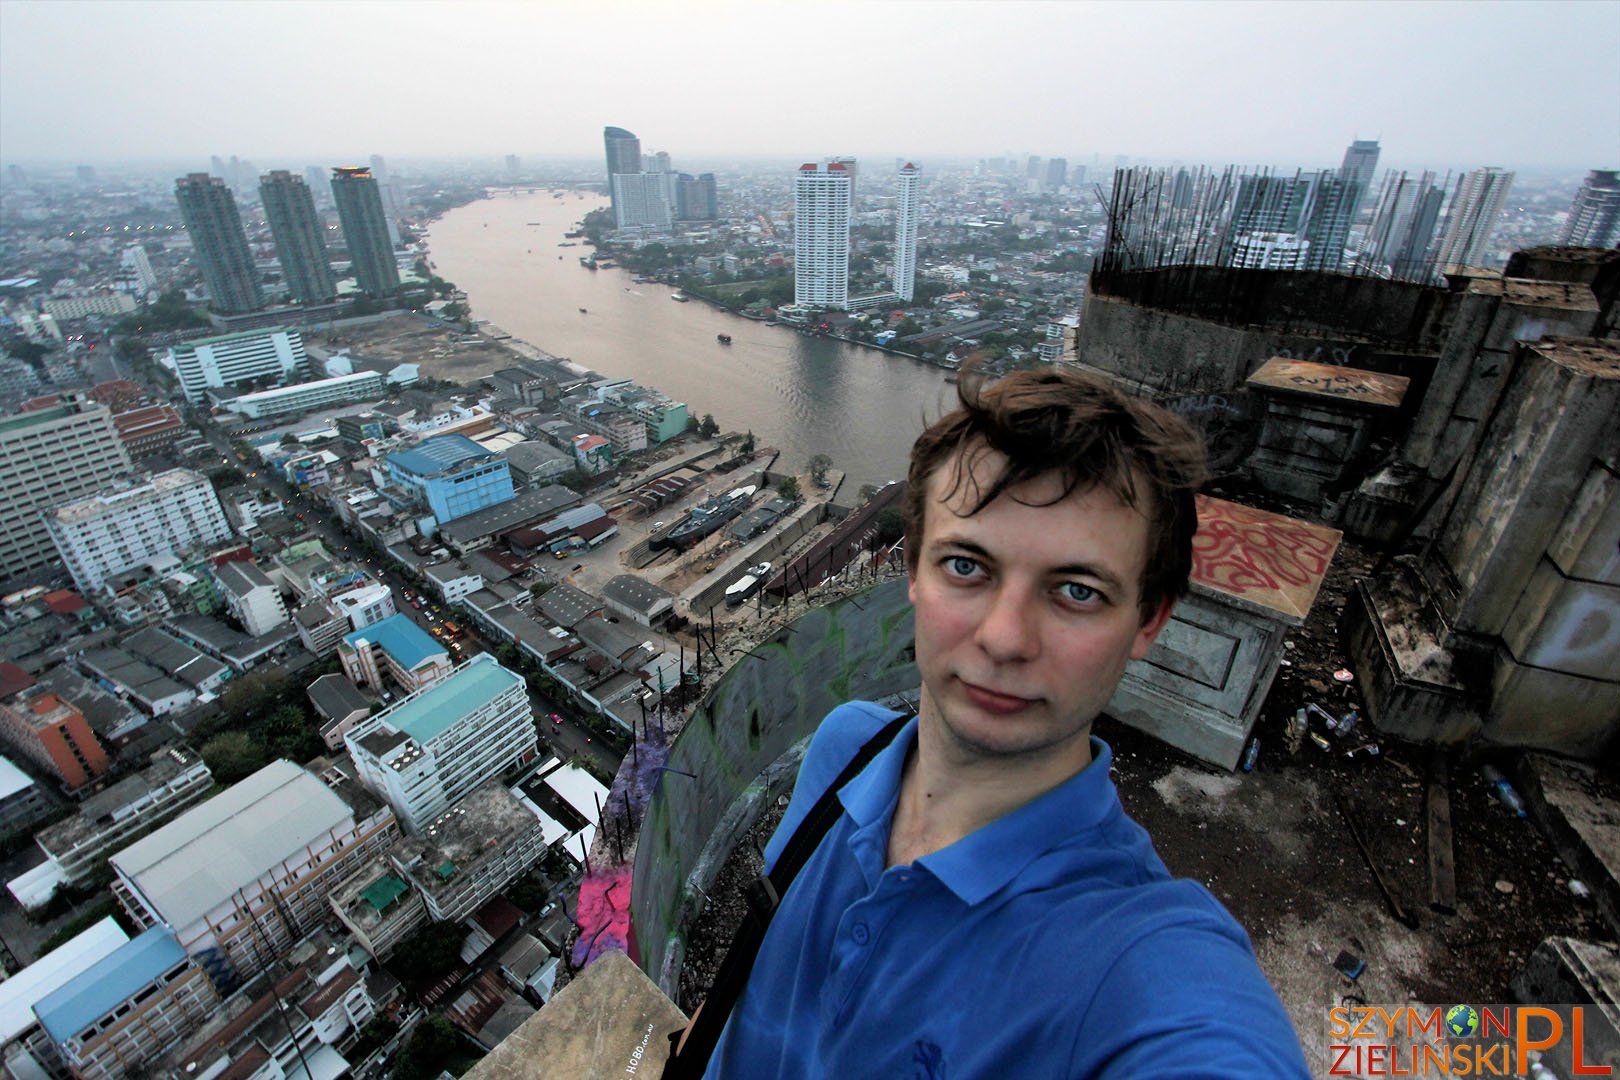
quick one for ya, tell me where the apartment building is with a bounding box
[344,655,535,833]
[0,400,132,583]
[337,613,451,696]
[390,781,549,922]
[0,693,109,791]
[35,748,211,887]
[212,561,289,637]
[108,759,398,987]
[33,927,221,1080]
[44,469,233,594]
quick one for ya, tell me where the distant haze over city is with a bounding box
[1,0,1616,170]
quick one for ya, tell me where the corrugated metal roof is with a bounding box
[0,917,128,1043]
[34,927,186,1042]
[342,613,443,671]
[376,655,522,745]
[386,434,491,477]
[109,761,351,928]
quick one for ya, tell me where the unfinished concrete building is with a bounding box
[1077,246,1619,757]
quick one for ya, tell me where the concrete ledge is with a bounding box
[464,949,686,1080]
[1517,753,1620,938]
[1510,937,1620,1075]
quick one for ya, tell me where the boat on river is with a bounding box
[579,307,588,313]
[670,292,688,303]
[655,485,757,552]
[717,334,732,345]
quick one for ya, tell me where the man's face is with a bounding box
[908,445,1173,768]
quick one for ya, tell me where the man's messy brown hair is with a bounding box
[903,367,1208,623]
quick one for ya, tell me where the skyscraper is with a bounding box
[604,126,642,225]
[604,126,642,176]
[1433,167,1515,269]
[1561,170,1620,248]
[174,173,264,314]
[794,162,853,310]
[1045,158,1068,190]
[894,163,922,302]
[610,173,672,229]
[330,167,400,296]
[260,171,336,304]
[676,173,719,221]
[1339,139,1380,215]
[829,156,859,206]
[1298,173,1361,272]
[1364,170,1446,278]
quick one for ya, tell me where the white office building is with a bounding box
[893,163,921,302]
[222,370,386,418]
[44,469,233,594]
[345,655,536,833]
[166,327,308,404]
[1433,166,1516,271]
[609,173,673,230]
[794,161,853,310]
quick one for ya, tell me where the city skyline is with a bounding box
[1,1,1616,169]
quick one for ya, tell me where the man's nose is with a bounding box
[975,583,1039,662]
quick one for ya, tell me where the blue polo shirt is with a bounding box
[705,702,1309,1079]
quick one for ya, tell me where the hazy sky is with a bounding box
[3,0,1617,171]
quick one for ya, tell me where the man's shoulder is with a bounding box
[761,702,905,872]
[802,700,905,773]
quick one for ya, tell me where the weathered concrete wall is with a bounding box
[630,578,917,996]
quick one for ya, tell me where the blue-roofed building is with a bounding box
[337,612,451,695]
[344,654,536,832]
[385,434,514,524]
[33,926,220,1080]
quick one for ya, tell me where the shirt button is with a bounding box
[851,922,870,945]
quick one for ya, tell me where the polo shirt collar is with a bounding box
[839,724,1122,907]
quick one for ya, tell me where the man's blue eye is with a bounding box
[1061,582,1099,604]
[946,556,978,577]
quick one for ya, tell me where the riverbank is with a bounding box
[675,282,954,372]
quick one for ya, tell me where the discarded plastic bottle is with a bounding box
[1241,737,1260,772]
[1569,879,1592,899]
[1480,764,1528,817]
[1336,709,1360,738]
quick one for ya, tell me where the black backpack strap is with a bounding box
[665,711,910,1079]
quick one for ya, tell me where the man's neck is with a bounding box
[885,719,1092,869]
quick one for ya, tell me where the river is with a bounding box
[423,190,956,491]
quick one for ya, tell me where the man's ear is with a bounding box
[1129,596,1176,661]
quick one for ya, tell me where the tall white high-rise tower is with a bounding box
[1433,167,1516,270]
[893,163,921,302]
[794,162,852,310]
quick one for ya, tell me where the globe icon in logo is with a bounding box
[1446,1005,1480,1038]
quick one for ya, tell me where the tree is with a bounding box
[393,1014,462,1080]
[441,300,469,321]
[777,476,802,501]
[740,431,756,457]
[391,922,470,989]
[858,483,880,503]
[201,731,269,784]
[698,413,719,438]
[807,454,833,487]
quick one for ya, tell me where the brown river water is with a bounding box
[424,190,956,491]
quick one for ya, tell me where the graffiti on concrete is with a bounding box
[1248,357,1410,409]
[1191,496,1342,621]
[1274,344,1361,366]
